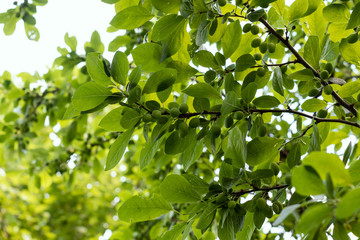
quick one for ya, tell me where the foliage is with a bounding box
[1,0,360,239]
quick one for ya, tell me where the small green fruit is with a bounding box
[253,53,262,61]
[143,113,152,122]
[320,70,329,79]
[170,108,180,118]
[259,42,267,53]
[157,115,169,125]
[189,118,200,128]
[259,125,267,137]
[347,33,358,44]
[268,43,276,53]
[308,88,319,97]
[271,162,280,175]
[251,37,262,48]
[234,111,244,120]
[256,198,267,210]
[243,23,252,33]
[152,110,162,119]
[207,11,215,20]
[218,0,226,7]
[272,204,280,214]
[251,25,260,35]
[178,121,188,132]
[324,63,333,74]
[228,201,236,208]
[211,125,221,138]
[280,65,287,73]
[317,109,328,118]
[324,85,333,95]
[179,103,189,114]
[224,116,234,128]
[257,67,266,77]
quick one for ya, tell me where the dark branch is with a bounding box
[233,184,289,197]
[259,17,358,117]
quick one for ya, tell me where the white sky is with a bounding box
[0,0,116,75]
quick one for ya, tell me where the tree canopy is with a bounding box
[1,0,360,239]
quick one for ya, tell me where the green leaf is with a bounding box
[160,175,201,203]
[241,82,258,103]
[349,160,360,183]
[337,81,360,98]
[196,20,210,46]
[129,65,142,85]
[105,128,134,170]
[193,50,219,69]
[336,188,360,219]
[111,51,129,85]
[151,0,181,13]
[131,43,168,72]
[182,140,203,171]
[253,96,281,108]
[196,203,218,230]
[99,107,124,132]
[183,82,221,99]
[289,0,321,21]
[143,68,177,93]
[346,2,360,29]
[246,137,283,166]
[236,213,255,240]
[235,54,256,72]
[86,52,113,86]
[303,152,351,186]
[221,91,238,116]
[218,212,235,240]
[291,165,325,196]
[110,6,154,30]
[139,134,165,169]
[333,220,350,240]
[287,142,301,169]
[120,108,141,129]
[64,33,77,51]
[272,66,285,96]
[339,38,360,68]
[301,99,327,112]
[159,222,187,240]
[288,69,314,81]
[323,4,350,23]
[247,9,266,22]
[304,36,320,69]
[225,127,246,168]
[309,123,321,152]
[72,82,111,111]
[221,20,242,59]
[152,14,186,42]
[273,204,301,226]
[165,130,194,155]
[295,204,332,234]
[118,195,172,222]
[108,35,132,52]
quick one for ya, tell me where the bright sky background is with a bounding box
[0,0,116,75]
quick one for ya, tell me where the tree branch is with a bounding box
[259,17,358,117]
[233,184,289,197]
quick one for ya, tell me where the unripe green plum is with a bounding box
[259,125,267,137]
[243,23,251,33]
[257,67,266,77]
[320,70,329,79]
[324,85,333,95]
[308,88,319,97]
[268,43,276,53]
[251,37,261,48]
[259,42,267,53]
[251,25,260,35]
[157,115,169,125]
[218,0,226,7]
[211,125,221,138]
[256,198,267,210]
[234,111,244,120]
[253,53,262,61]
[170,108,180,117]
[179,103,189,114]
[224,116,234,128]
[347,33,358,44]
[317,109,327,118]
[189,118,200,128]
[143,113,152,122]
[324,63,333,74]
[228,200,236,208]
[152,110,162,119]
[207,11,215,20]
[280,65,287,73]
